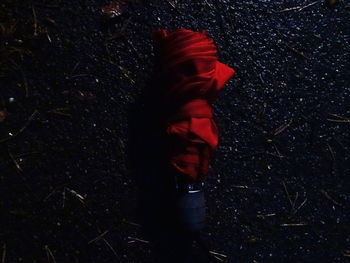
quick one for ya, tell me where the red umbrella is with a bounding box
[153,29,235,183]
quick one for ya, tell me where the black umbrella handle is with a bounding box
[175,182,206,232]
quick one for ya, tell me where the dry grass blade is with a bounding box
[320,189,343,206]
[327,113,350,123]
[326,143,336,162]
[48,107,71,117]
[127,236,149,244]
[257,213,276,219]
[209,250,227,258]
[204,0,213,8]
[280,223,308,227]
[8,151,23,172]
[231,185,249,189]
[1,243,6,263]
[278,1,319,12]
[327,119,350,123]
[166,0,178,8]
[103,238,121,260]
[65,187,85,204]
[298,1,320,11]
[274,119,293,136]
[118,65,135,84]
[282,181,293,208]
[211,255,224,262]
[122,219,141,227]
[62,90,96,102]
[294,198,307,214]
[272,143,284,159]
[43,190,57,202]
[44,245,56,263]
[283,42,309,59]
[88,230,110,244]
[32,6,38,36]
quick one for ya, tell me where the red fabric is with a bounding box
[154,29,235,182]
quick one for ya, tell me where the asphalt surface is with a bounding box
[1,0,350,262]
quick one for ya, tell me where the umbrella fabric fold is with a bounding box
[154,29,235,182]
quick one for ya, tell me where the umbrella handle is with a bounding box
[175,183,206,232]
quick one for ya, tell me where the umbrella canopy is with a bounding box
[153,29,235,182]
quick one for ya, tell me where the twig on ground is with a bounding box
[48,107,71,117]
[280,223,308,227]
[283,182,307,215]
[265,151,284,159]
[282,181,294,209]
[326,143,336,163]
[278,1,319,12]
[209,250,227,258]
[293,198,308,215]
[46,31,52,43]
[274,119,293,136]
[44,245,56,263]
[272,143,284,159]
[291,191,299,211]
[103,238,120,260]
[62,189,66,208]
[8,151,23,172]
[285,43,309,59]
[257,213,276,219]
[118,65,135,84]
[88,230,110,244]
[32,6,38,36]
[320,189,343,206]
[122,219,141,227]
[127,237,149,244]
[211,254,224,262]
[1,243,6,263]
[259,74,266,85]
[204,0,213,8]
[43,190,56,202]
[298,1,320,11]
[231,185,250,189]
[68,74,93,79]
[71,62,80,75]
[327,113,350,123]
[65,187,85,204]
[166,0,178,9]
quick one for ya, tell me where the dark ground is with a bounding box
[1,0,350,262]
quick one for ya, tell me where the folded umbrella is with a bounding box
[154,28,235,182]
[153,29,235,231]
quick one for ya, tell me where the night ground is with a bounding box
[1,0,350,262]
